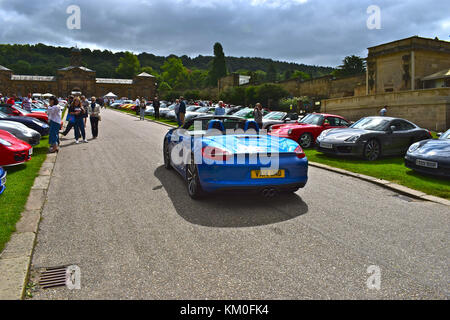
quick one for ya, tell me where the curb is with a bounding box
[309,162,450,207]
[0,110,66,300]
[115,108,449,207]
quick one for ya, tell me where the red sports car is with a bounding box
[0,129,33,166]
[269,113,351,148]
[0,104,49,123]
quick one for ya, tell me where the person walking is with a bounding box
[88,97,101,139]
[179,96,186,127]
[380,105,388,116]
[70,97,88,144]
[139,97,146,121]
[47,96,62,153]
[81,96,89,127]
[22,93,32,112]
[153,95,160,120]
[61,95,75,136]
[254,103,263,130]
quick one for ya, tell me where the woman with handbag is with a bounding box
[88,96,101,139]
[70,97,88,144]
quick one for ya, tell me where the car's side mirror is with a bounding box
[12,110,20,116]
[388,125,396,133]
[323,123,330,127]
[437,133,442,137]
[285,118,291,122]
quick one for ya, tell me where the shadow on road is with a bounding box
[154,166,309,228]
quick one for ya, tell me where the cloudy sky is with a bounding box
[0,0,449,67]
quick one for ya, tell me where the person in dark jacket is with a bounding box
[69,97,88,144]
[178,96,186,127]
[153,96,160,120]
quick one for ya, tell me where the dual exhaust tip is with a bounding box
[261,188,277,199]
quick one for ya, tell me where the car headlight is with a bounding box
[345,135,361,143]
[288,129,293,135]
[0,138,12,146]
[318,129,330,140]
[408,142,420,153]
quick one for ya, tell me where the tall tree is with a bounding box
[116,52,141,78]
[209,42,227,86]
[266,63,277,83]
[333,55,366,77]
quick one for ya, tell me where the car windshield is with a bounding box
[14,106,30,115]
[186,118,247,132]
[350,118,389,131]
[186,106,199,112]
[196,107,210,113]
[299,114,324,126]
[264,112,286,120]
[234,108,252,117]
[440,130,450,140]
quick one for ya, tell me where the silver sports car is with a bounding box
[0,120,41,146]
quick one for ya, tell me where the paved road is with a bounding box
[31,109,449,299]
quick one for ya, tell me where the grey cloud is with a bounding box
[0,0,448,67]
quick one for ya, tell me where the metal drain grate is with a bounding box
[38,266,69,289]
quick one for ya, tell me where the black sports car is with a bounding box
[316,117,432,161]
[0,111,49,136]
[405,129,450,178]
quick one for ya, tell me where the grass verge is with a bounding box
[305,149,450,200]
[0,137,49,252]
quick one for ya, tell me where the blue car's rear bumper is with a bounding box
[197,155,308,193]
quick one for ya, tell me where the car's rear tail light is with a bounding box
[294,146,306,159]
[202,147,232,161]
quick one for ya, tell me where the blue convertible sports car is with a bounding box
[0,167,6,195]
[163,116,309,199]
[405,129,450,178]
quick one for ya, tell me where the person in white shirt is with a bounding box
[135,97,141,115]
[47,96,62,153]
[22,93,32,112]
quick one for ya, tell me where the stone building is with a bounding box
[323,36,450,131]
[0,47,156,99]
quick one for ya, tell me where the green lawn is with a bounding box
[305,149,450,199]
[0,137,49,252]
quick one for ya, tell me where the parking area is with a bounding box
[30,108,449,299]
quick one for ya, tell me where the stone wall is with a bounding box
[277,74,365,99]
[322,88,450,131]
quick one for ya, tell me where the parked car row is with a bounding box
[0,100,62,195]
[267,112,448,178]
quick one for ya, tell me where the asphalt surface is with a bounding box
[31,109,449,300]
